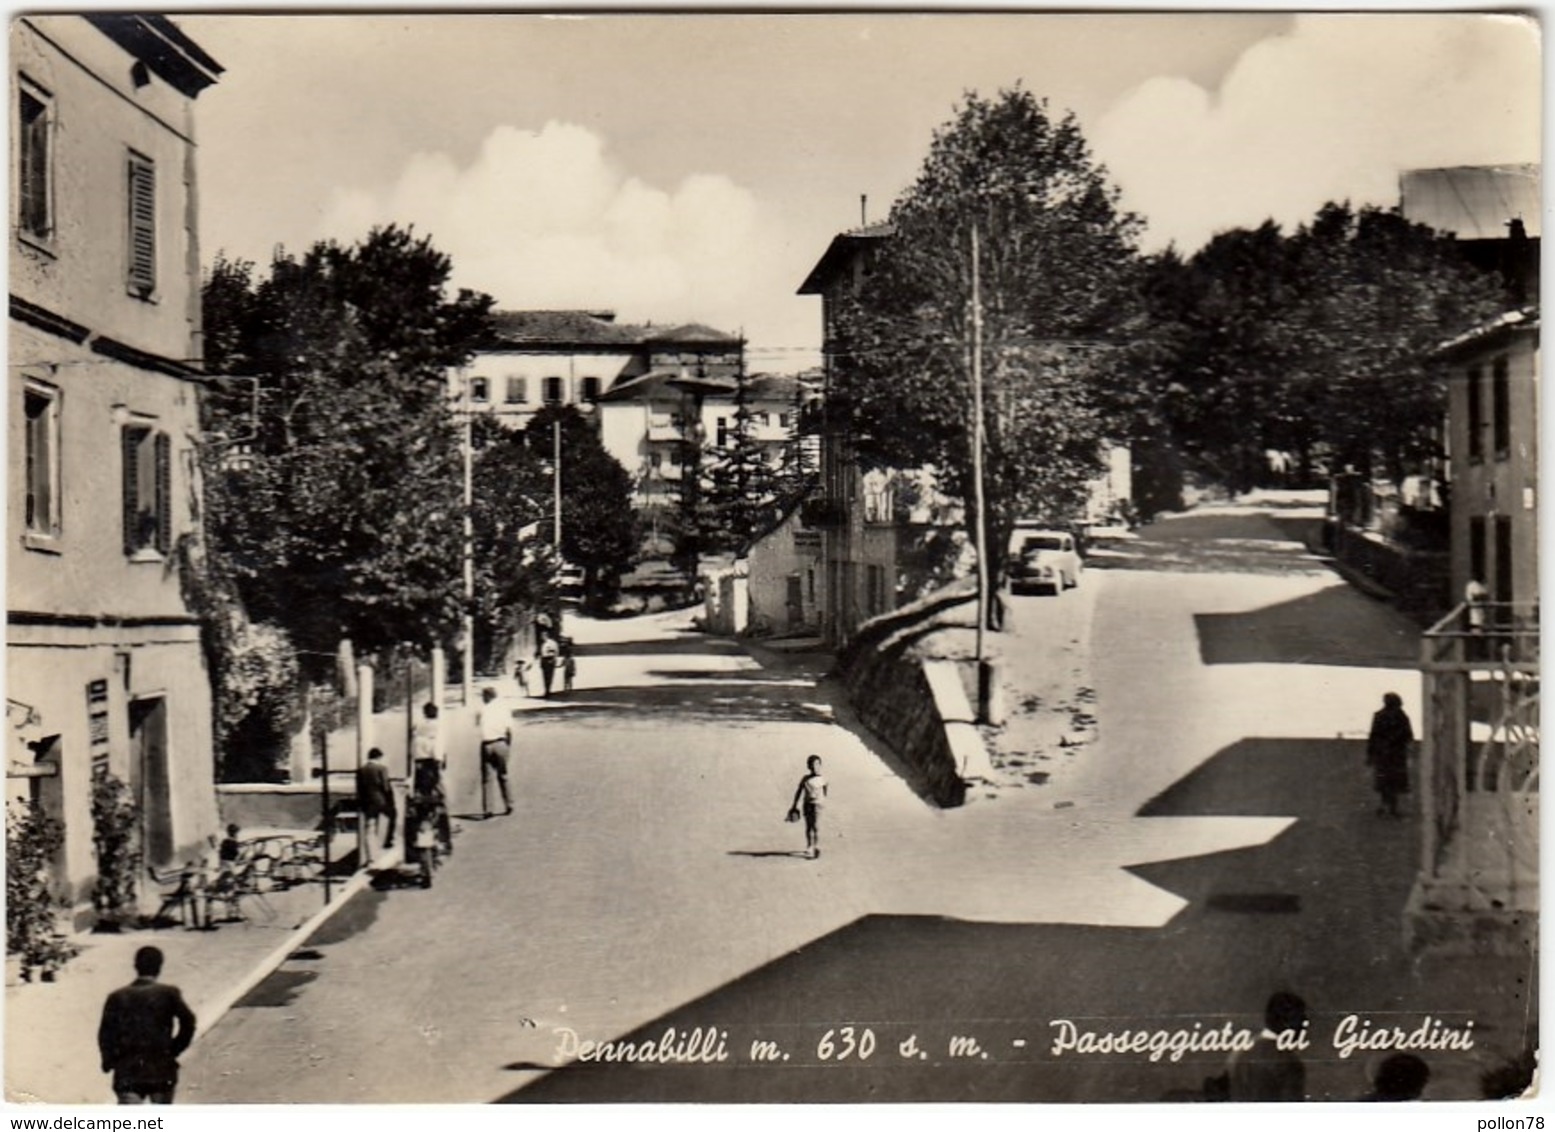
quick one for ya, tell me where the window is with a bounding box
[716,417,730,448]
[1466,366,1484,462]
[505,376,527,404]
[23,382,59,537]
[17,80,52,241]
[580,376,602,403]
[122,424,171,557]
[542,377,564,406]
[1492,357,1510,458]
[469,377,490,403]
[1469,515,1487,589]
[126,151,156,298]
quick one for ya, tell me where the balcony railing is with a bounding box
[1423,601,1540,669]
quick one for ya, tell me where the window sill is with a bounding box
[126,286,159,305]
[21,531,61,555]
[16,231,57,260]
[127,547,166,564]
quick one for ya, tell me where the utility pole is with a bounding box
[971,223,995,724]
[552,416,562,548]
[461,374,475,705]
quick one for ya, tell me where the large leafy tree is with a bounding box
[832,88,1144,592]
[201,227,494,667]
[1145,203,1507,491]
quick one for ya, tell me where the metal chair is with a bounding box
[147,864,198,927]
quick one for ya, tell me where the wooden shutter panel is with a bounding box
[127,154,156,295]
[122,428,140,555]
[154,431,172,554]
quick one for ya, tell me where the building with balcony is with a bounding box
[8,15,223,922]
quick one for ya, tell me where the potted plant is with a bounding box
[90,772,141,931]
[6,800,77,981]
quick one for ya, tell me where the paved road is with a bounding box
[181,507,1536,1103]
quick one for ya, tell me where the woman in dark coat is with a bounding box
[1366,692,1413,818]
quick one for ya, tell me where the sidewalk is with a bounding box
[5,849,390,1105]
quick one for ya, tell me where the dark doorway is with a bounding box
[129,697,173,867]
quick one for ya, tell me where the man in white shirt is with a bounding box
[477,687,514,817]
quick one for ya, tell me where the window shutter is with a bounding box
[127,154,156,296]
[122,428,140,555]
[154,431,172,554]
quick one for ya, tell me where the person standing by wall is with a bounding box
[97,946,197,1104]
[1366,692,1414,818]
[357,747,397,855]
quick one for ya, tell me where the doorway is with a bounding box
[129,697,173,867]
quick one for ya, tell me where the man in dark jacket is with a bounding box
[357,746,397,853]
[98,946,197,1104]
[1366,692,1414,818]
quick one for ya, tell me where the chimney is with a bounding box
[860,194,868,228]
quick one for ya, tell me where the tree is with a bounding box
[201,227,494,670]
[1142,203,1507,491]
[522,406,638,612]
[831,88,1144,597]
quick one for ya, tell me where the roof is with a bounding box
[596,371,738,403]
[1401,165,1542,241]
[84,15,223,98]
[1432,305,1540,360]
[797,223,895,295]
[483,311,743,351]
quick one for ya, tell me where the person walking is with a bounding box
[97,946,197,1105]
[477,686,514,817]
[561,637,576,693]
[788,755,828,860]
[538,632,560,698]
[1366,692,1414,818]
[356,747,396,855]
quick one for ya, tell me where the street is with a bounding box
[178,502,1533,1103]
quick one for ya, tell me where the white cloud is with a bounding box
[318,120,768,332]
[1092,14,1541,252]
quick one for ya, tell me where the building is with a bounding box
[452,309,743,430]
[795,223,901,645]
[1405,165,1539,955]
[598,370,809,511]
[8,15,223,922]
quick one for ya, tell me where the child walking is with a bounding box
[788,755,828,859]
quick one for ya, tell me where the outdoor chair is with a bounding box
[147,863,199,927]
[205,853,279,924]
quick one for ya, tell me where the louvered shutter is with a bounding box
[122,428,140,555]
[127,153,156,296]
[154,432,172,554]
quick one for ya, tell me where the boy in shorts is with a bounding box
[788,755,828,859]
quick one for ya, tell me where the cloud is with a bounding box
[1091,14,1541,252]
[320,121,768,332]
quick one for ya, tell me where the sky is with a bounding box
[178,12,1541,373]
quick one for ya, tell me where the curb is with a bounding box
[186,863,381,1049]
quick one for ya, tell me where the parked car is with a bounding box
[1009,529,1082,595]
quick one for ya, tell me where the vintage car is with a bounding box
[1009,529,1082,595]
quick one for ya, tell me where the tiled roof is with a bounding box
[1432,305,1540,358]
[484,311,743,350]
[1401,165,1542,240]
[486,310,639,347]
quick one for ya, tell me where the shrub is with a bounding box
[90,773,141,928]
[6,801,77,979]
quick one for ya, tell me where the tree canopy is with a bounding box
[1140,203,1508,491]
[201,226,495,666]
[831,88,1144,582]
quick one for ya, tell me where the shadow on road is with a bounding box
[517,681,835,726]
[727,849,813,860]
[494,735,1532,1104]
[1192,586,1419,668]
[571,636,745,659]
